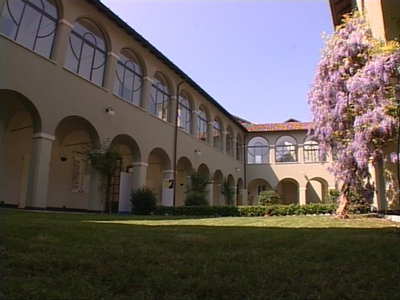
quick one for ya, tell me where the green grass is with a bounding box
[2,210,400,300]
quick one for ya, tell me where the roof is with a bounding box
[244,122,312,132]
[88,0,248,130]
[329,0,354,27]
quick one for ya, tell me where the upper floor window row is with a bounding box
[0,0,58,58]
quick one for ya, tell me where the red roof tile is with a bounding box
[244,122,312,132]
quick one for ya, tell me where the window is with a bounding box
[178,92,191,134]
[114,49,143,106]
[213,118,222,150]
[65,18,107,86]
[0,0,58,58]
[197,107,208,142]
[275,136,298,162]
[247,137,269,164]
[236,134,243,161]
[226,127,233,156]
[304,139,320,162]
[150,73,170,121]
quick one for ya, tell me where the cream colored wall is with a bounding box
[357,0,400,41]
[1,0,245,210]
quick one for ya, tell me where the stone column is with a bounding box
[191,110,198,138]
[232,138,237,158]
[52,19,74,64]
[141,77,153,112]
[162,170,174,206]
[221,131,227,153]
[240,189,248,205]
[374,156,387,213]
[103,52,120,91]
[132,162,148,189]
[170,96,178,124]
[207,122,214,145]
[25,133,55,209]
[299,187,307,206]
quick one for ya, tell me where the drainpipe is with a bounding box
[173,79,186,206]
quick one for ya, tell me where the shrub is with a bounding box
[258,189,281,205]
[131,187,157,215]
[185,171,209,206]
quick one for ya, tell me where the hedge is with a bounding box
[151,203,371,217]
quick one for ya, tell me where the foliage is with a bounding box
[308,11,400,195]
[184,171,209,206]
[220,178,235,205]
[86,144,121,213]
[131,187,157,215]
[153,203,348,217]
[258,189,281,205]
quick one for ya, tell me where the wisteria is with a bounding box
[308,11,400,196]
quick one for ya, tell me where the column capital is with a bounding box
[32,132,56,141]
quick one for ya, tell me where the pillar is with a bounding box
[52,19,74,64]
[103,52,120,91]
[221,131,227,153]
[240,189,248,205]
[0,116,5,204]
[299,187,307,206]
[191,110,198,138]
[374,156,387,213]
[162,170,174,206]
[132,162,148,189]
[207,122,214,145]
[25,133,55,209]
[141,77,153,112]
[232,138,237,158]
[170,96,178,124]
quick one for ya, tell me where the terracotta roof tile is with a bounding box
[244,122,312,132]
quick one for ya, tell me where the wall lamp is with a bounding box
[106,107,115,116]
[195,149,202,155]
[235,167,241,172]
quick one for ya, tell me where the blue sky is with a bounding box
[101,0,334,124]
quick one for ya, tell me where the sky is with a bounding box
[101,0,334,124]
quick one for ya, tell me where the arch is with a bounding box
[247,136,270,164]
[114,48,143,107]
[0,0,59,58]
[147,147,172,205]
[306,177,329,203]
[197,105,209,142]
[213,117,222,150]
[1,90,42,208]
[150,72,171,122]
[275,135,298,163]
[277,178,299,204]
[247,178,272,205]
[110,134,142,167]
[64,17,107,86]
[178,90,192,134]
[175,156,193,206]
[47,116,101,211]
[197,164,210,180]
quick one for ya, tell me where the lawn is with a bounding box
[2,209,400,300]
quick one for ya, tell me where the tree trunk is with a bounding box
[335,193,349,219]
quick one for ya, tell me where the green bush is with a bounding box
[131,187,157,215]
[258,189,281,205]
[153,203,339,217]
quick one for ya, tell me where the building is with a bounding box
[329,0,400,212]
[1,0,336,212]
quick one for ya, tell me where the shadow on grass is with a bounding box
[3,209,400,300]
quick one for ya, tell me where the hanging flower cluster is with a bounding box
[308,11,400,190]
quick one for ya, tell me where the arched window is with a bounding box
[236,134,243,161]
[247,137,269,164]
[0,0,58,58]
[304,138,320,162]
[226,127,233,156]
[197,107,208,142]
[65,18,107,86]
[213,118,222,150]
[150,73,170,121]
[178,91,191,134]
[275,136,298,162]
[114,49,143,106]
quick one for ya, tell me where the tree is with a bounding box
[87,144,121,213]
[220,178,235,205]
[308,11,400,216]
[185,171,209,206]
